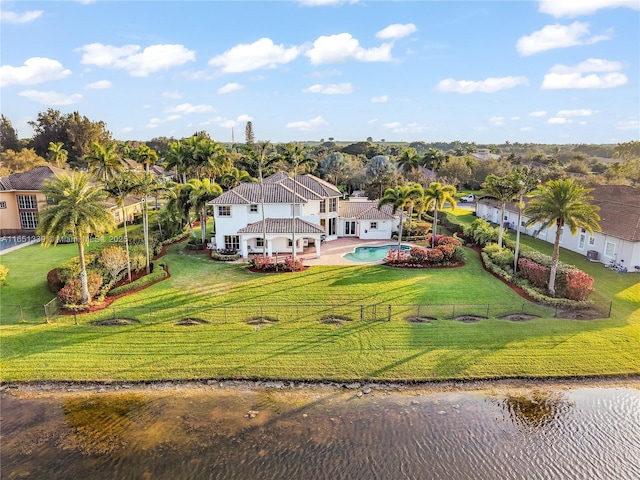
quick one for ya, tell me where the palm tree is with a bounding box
[220,167,255,190]
[132,172,167,274]
[423,148,448,172]
[378,183,424,255]
[131,144,159,172]
[506,167,539,272]
[397,147,422,175]
[481,174,519,248]
[279,143,313,259]
[47,141,68,168]
[37,172,114,304]
[86,142,122,182]
[239,142,278,256]
[524,178,601,296]
[104,171,138,283]
[165,140,189,183]
[185,178,223,245]
[422,182,457,248]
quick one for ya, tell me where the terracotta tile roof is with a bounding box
[237,218,325,234]
[0,165,68,191]
[210,182,309,205]
[294,174,342,197]
[478,184,640,241]
[339,201,396,220]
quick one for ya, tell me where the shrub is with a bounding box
[57,272,103,305]
[211,251,241,261]
[436,235,462,247]
[424,248,444,264]
[484,245,514,270]
[0,264,8,284]
[130,253,146,272]
[249,255,304,272]
[99,245,128,281]
[565,269,595,301]
[284,256,305,272]
[518,258,549,289]
[409,246,428,264]
[47,269,63,293]
[437,244,455,261]
[108,269,168,296]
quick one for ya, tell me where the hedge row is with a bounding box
[107,269,168,297]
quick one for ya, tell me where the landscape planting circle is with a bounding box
[175,318,209,326]
[319,315,353,326]
[89,318,140,326]
[454,315,485,323]
[555,310,602,320]
[405,316,437,323]
[499,313,540,322]
[246,316,279,329]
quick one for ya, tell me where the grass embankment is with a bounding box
[1,213,639,383]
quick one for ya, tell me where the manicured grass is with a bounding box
[1,214,639,383]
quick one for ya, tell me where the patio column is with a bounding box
[315,239,321,258]
[240,238,249,258]
[267,239,273,257]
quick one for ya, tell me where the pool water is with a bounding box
[343,244,411,262]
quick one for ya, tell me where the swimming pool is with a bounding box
[343,244,411,263]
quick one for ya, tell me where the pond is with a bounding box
[343,244,412,263]
[2,382,639,479]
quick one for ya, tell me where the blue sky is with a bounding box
[1,0,639,145]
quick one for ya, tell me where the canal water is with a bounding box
[2,383,639,480]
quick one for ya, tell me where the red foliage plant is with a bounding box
[565,269,595,301]
[436,244,455,260]
[517,258,550,289]
[57,272,103,305]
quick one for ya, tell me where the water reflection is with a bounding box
[1,386,639,480]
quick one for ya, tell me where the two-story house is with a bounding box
[209,172,400,259]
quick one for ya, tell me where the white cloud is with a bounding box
[303,83,353,94]
[383,122,402,129]
[305,33,393,64]
[286,116,328,131]
[529,111,547,117]
[542,72,627,89]
[383,121,428,133]
[375,23,418,39]
[208,38,300,73]
[85,80,112,90]
[0,57,71,87]
[77,43,195,77]
[147,115,182,128]
[616,120,640,130]
[490,117,506,126]
[0,9,43,23]
[163,91,183,99]
[18,90,82,106]
[557,109,595,117]
[538,0,639,17]
[541,58,627,89]
[372,95,388,103]
[516,22,609,56]
[548,117,570,124]
[218,82,244,94]
[436,76,528,93]
[215,114,254,129]
[165,103,214,114]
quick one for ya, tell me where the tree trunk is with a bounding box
[513,196,523,273]
[201,208,207,245]
[498,202,506,248]
[548,220,563,296]
[122,204,132,283]
[143,197,150,274]
[432,203,439,249]
[77,234,90,304]
[397,210,404,258]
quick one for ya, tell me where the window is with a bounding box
[588,236,595,246]
[19,211,38,229]
[46,196,56,205]
[218,206,231,217]
[504,215,508,221]
[328,218,337,236]
[605,241,615,257]
[287,239,293,247]
[0,201,6,209]
[329,198,337,212]
[249,204,258,213]
[320,200,326,213]
[370,222,378,230]
[224,235,239,251]
[256,238,264,247]
[17,195,37,210]
[578,232,586,250]
[520,220,526,227]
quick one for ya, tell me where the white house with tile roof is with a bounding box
[476,184,640,272]
[209,172,400,258]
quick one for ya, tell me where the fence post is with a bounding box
[360,305,364,321]
[452,304,455,320]
[20,305,25,323]
[608,301,613,318]
[387,305,391,322]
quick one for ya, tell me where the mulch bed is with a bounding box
[454,315,486,323]
[498,313,540,322]
[175,317,209,326]
[405,316,437,323]
[471,244,536,302]
[89,318,140,326]
[319,315,354,326]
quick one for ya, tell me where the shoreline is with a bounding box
[3,374,639,397]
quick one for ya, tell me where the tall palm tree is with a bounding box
[165,140,189,183]
[47,141,68,168]
[481,174,519,248]
[104,171,138,283]
[239,142,278,256]
[524,178,601,296]
[186,178,223,245]
[279,143,313,259]
[422,182,457,248]
[132,172,167,274]
[86,142,122,182]
[131,144,159,172]
[398,147,422,175]
[220,166,255,190]
[378,183,424,255]
[37,172,114,304]
[423,148,447,172]
[506,167,539,272]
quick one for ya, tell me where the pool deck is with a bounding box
[300,238,403,266]
[0,238,40,256]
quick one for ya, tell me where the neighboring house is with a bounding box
[470,148,500,162]
[0,165,142,236]
[476,185,640,271]
[210,172,400,258]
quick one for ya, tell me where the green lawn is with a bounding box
[1,214,639,383]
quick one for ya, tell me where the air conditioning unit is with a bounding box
[586,250,599,261]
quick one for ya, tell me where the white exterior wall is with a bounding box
[476,202,639,271]
[359,219,394,240]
